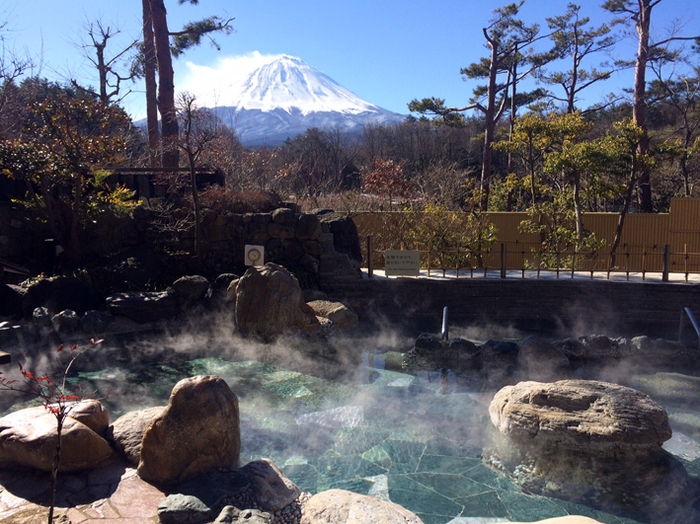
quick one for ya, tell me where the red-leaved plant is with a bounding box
[0,338,104,524]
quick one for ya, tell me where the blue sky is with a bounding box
[4,0,700,120]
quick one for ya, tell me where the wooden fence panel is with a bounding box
[352,198,700,274]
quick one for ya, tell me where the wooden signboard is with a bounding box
[384,250,420,276]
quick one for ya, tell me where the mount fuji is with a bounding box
[203,54,405,146]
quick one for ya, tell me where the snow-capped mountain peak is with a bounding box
[179,52,405,146]
[234,54,378,116]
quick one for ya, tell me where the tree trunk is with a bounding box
[65,172,84,265]
[681,151,691,197]
[633,0,654,212]
[528,142,537,205]
[150,0,179,169]
[480,37,500,211]
[142,0,160,168]
[37,173,72,271]
[189,155,201,263]
[682,125,693,197]
[567,47,578,113]
[505,46,518,211]
[38,174,62,244]
[95,40,108,103]
[48,415,65,524]
[572,172,584,245]
[610,162,638,268]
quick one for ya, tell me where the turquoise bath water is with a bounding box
[4,340,700,524]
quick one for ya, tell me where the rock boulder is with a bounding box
[214,506,271,523]
[22,276,103,318]
[66,399,110,434]
[487,380,697,518]
[490,379,671,450]
[106,291,180,323]
[157,493,212,524]
[172,275,210,304]
[517,336,571,381]
[137,375,240,485]
[305,300,358,330]
[241,458,300,513]
[51,309,80,335]
[231,263,320,339]
[108,406,165,465]
[557,335,632,360]
[317,212,362,264]
[0,401,113,472]
[301,489,423,524]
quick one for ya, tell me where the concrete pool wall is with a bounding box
[323,274,700,339]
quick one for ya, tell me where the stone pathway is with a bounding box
[0,457,165,523]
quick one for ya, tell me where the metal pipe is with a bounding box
[367,235,373,278]
[500,243,506,278]
[441,306,449,344]
[680,307,700,348]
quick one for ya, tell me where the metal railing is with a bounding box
[365,236,700,281]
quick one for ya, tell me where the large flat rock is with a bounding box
[489,379,671,450]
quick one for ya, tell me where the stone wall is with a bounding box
[1,201,363,288]
[0,202,39,266]
[131,205,362,286]
[0,202,10,259]
[321,277,700,339]
[197,207,324,278]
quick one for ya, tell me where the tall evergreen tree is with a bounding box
[539,3,617,113]
[142,0,160,168]
[603,0,700,212]
[410,1,543,210]
[648,65,700,198]
[143,0,233,169]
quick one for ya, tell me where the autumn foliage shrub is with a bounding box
[0,339,104,524]
[361,158,416,211]
[196,185,283,214]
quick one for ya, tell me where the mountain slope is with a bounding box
[235,55,377,115]
[212,54,405,146]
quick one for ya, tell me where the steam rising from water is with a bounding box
[2,309,700,522]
